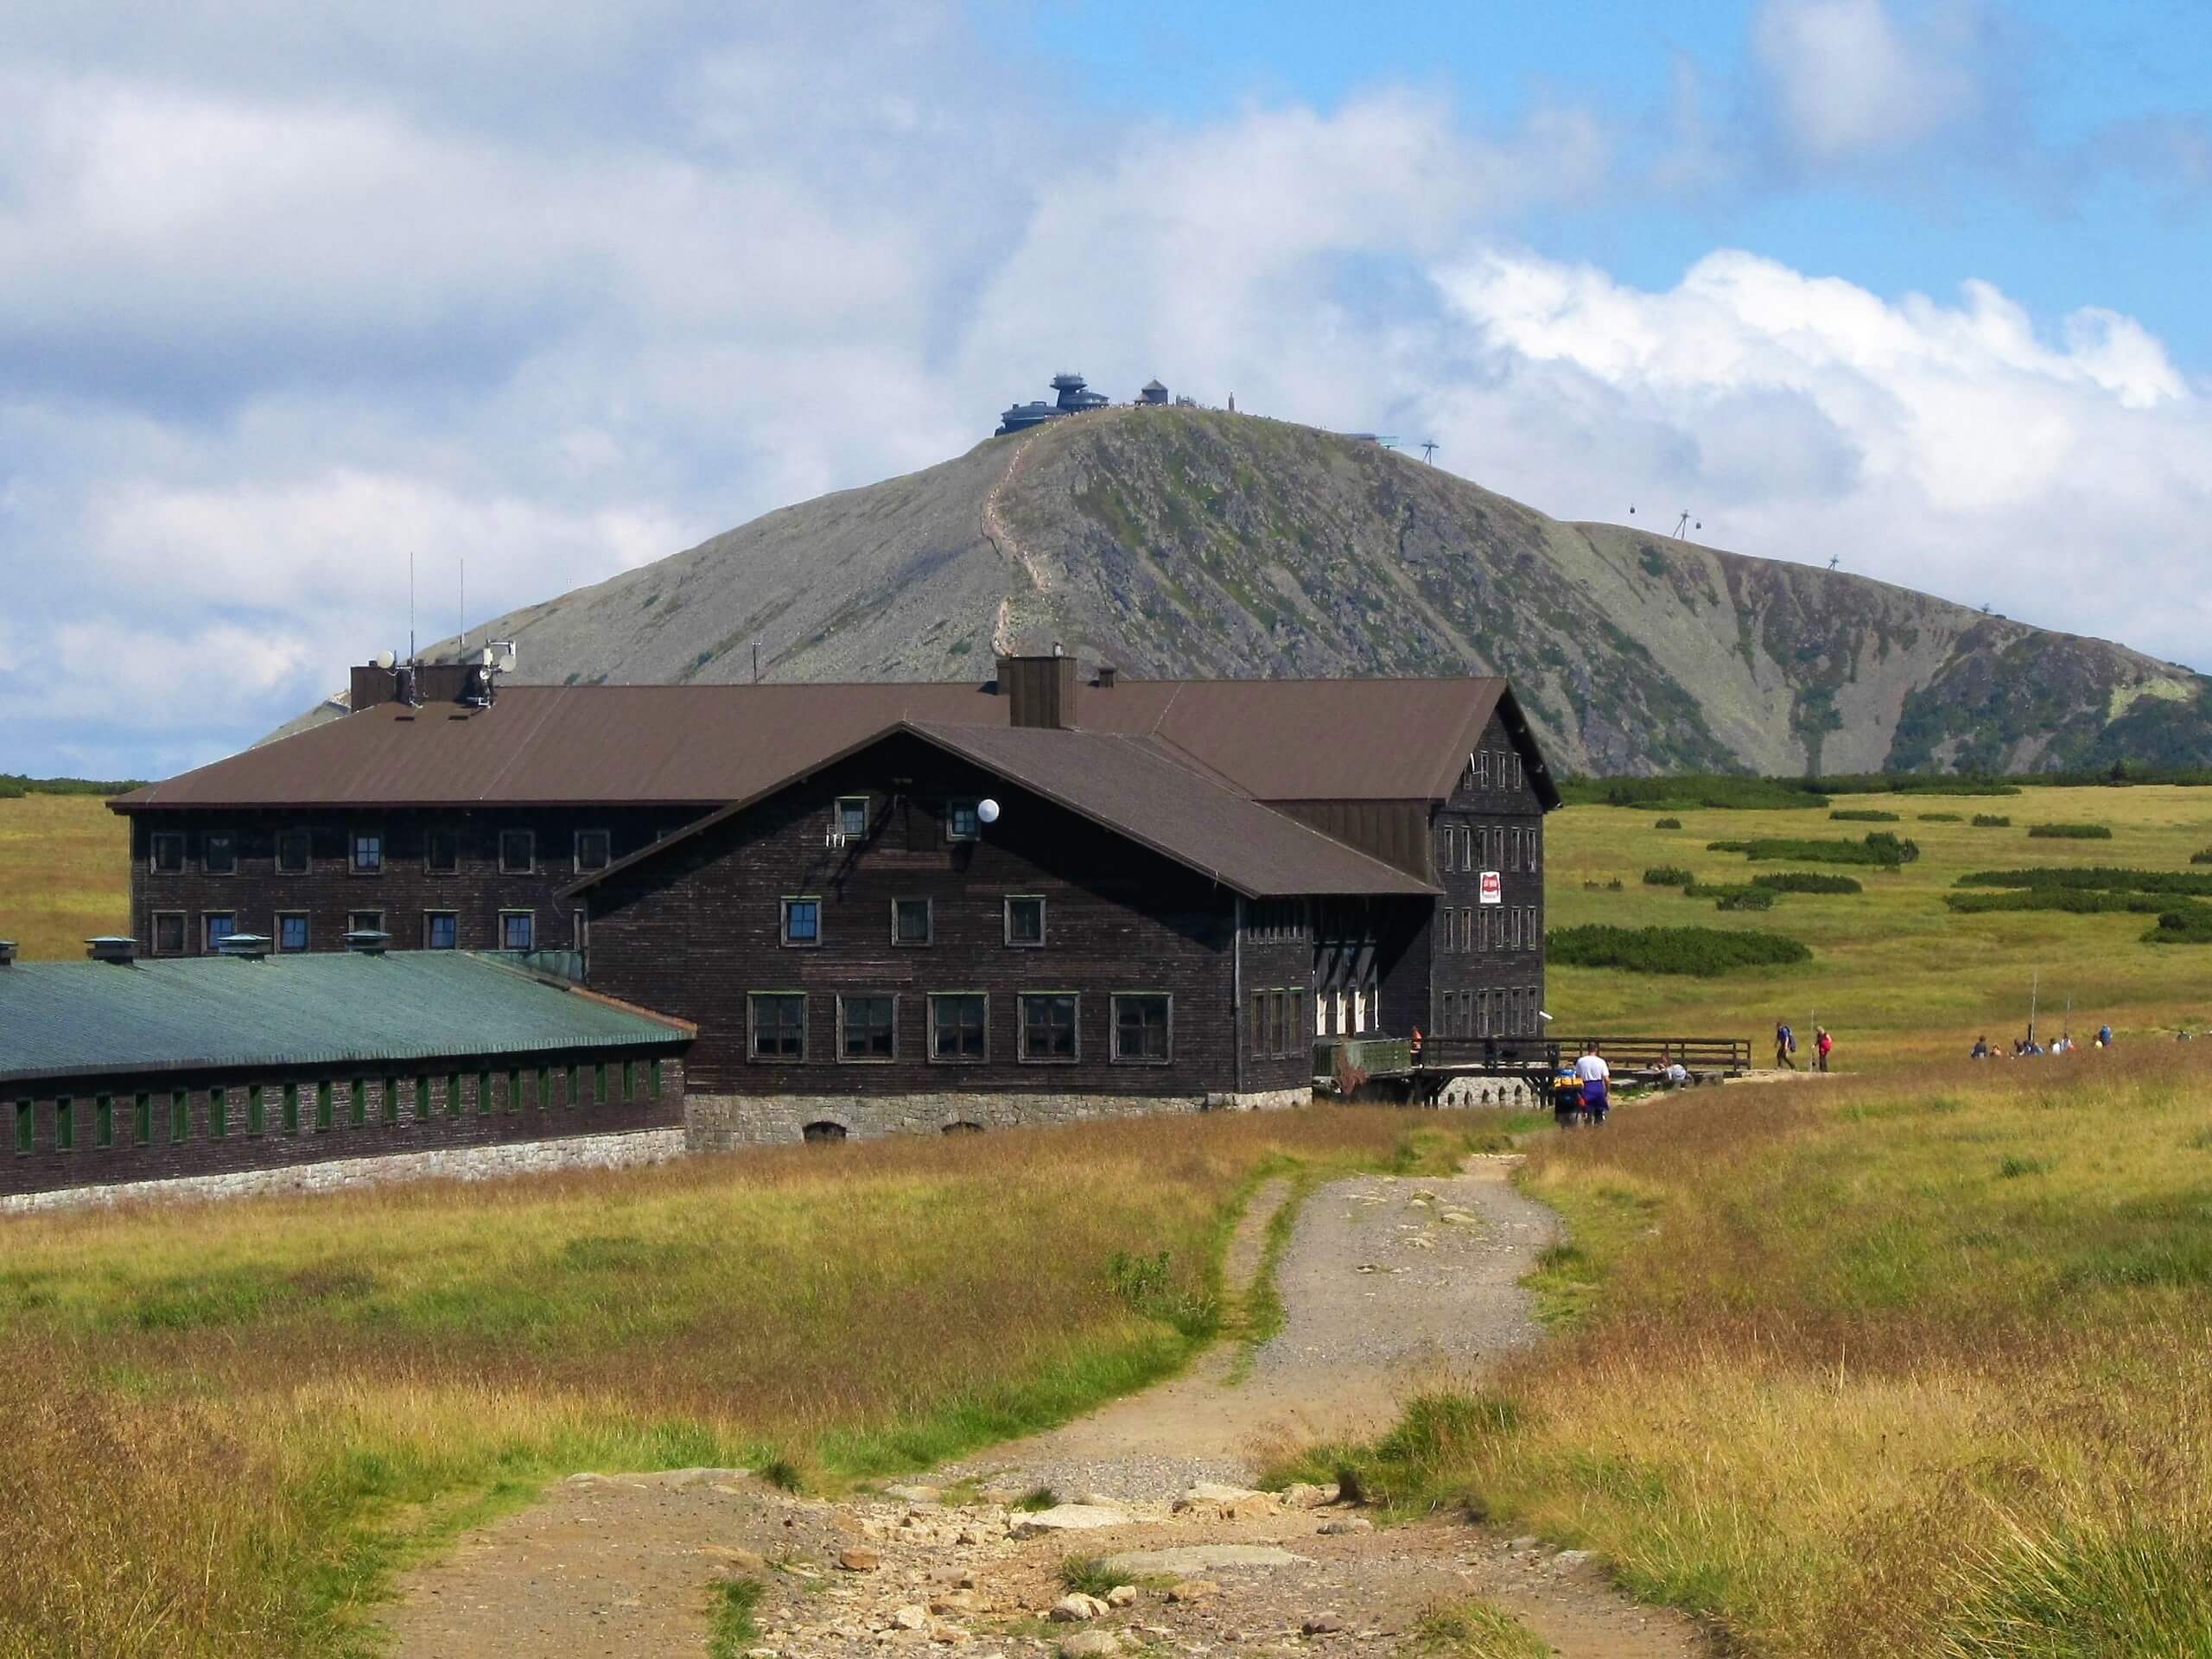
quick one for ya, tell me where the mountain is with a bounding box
[325,407,2212,775]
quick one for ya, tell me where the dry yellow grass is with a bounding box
[0,1108,1487,1658]
[0,791,129,957]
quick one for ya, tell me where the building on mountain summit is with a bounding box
[67,658,1553,1181]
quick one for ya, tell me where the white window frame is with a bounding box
[499,908,536,951]
[890,896,933,946]
[350,830,385,875]
[498,829,536,876]
[573,828,612,874]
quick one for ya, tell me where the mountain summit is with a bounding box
[383,407,2209,774]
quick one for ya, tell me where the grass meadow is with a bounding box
[1548,783,2212,1065]
[1277,1058,2212,1656]
[0,792,129,957]
[0,1109,1495,1658]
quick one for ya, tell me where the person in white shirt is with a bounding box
[1573,1044,1611,1123]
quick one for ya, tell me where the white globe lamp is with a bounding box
[977,798,1001,826]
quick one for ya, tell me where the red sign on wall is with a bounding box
[1478,870,1503,905]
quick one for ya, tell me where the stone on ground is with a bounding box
[1012,1503,1128,1538]
[1050,1592,1110,1622]
[1106,1544,1306,1577]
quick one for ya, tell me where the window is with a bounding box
[477,1071,494,1116]
[152,912,186,956]
[1019,993,1077,1063]
[929,993,988,1062]
[650,1058,664,1097]
[575,828,612,872]
[150,832,184,874]
[446,1073,461,1116]
[947,800,981,842]
[1529,830,1541,873]
[94,1095,113,1149]
[315,1081,333,1132]
[780,897,820,946]
[384,1075,402,1126]
[277,912,309,953]
[835,798,868,838]
[246,1084,264,1136]
[1112,994,1172,1063]
[416,1076,433,1116]
[593,1062,608,1104]
[425,825,459,874]
[351,830,384,874]
[750,994,807,1060]
[1249,990,1266,1056]
[425,912,459,950]
[621,1059,636,1101]
[133,1092,151,1146]
[892,897,931,945]
[565,1064,580,1108]
[56,1097,74,1151]
[500,911,536,950]
[349,1078,366,1126]
[839,995,897,1061]
[208,1089,226,1140]
[201,832,236,874]
[1004,896,1045,947]
[499,830,535,874]
[203,912,236,952]
[505,1069,520,1114]
[348,910,384,937]
[282,1083,299,1135]
[276,828,310,874]
[1293,988,1307,1041]
[170,1090,189,1142]
[1273,990,1289,1056]
[15,1100,32,1154]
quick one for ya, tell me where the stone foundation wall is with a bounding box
[685,1085,1313,1148]
[0,1127,688,1215]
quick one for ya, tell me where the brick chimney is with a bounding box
[995,651,1080,730]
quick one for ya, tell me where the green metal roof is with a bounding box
[0,951,688,1086]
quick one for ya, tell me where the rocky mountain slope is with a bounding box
[368,408,2212,775]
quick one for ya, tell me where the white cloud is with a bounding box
[1751,0,1984,165]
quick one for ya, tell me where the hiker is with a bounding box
[1775,1020,1797,1070]
[2052,1032,2074,1056]
[1662,1060,1690,1088]
[1970,1035,1990,1060]
[1575,1042,1611,1126]
[1553,1054,1584,1128]
[1410,1026,1424,1066]
[2098,1022,2114,1048]
[1815,1026,1834,1072]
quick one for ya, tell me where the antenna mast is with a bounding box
[409,550,416,663]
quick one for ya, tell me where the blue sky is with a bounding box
[1,0,2208,779]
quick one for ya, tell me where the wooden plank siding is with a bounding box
[1427,708,1549,1040]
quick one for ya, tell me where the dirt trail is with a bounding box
[381,1162,1707,1658]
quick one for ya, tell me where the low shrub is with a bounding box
[2029,823,2113,840]
[1715,832,1919,868]
[2146,910,2212,945]
[1916,811,1961,823]
[1706,839,1751,853]
[2191,849,2212,866]
[1654,817,1682,830]
[1972,814,2012,828]
[1714,889,1777,912]
[1945,890,2177,918]
[1643,866,1694,887]
[1546,924,1811,976]
[1829,809,1900,822]
[1751,872,1864,894]
[1956,868,2212,898]
[1685,882,1761,899]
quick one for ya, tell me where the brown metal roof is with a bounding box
[565,720,1437,903]
[113,675,1552,812]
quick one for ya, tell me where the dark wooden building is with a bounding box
[96,656,1557,1145]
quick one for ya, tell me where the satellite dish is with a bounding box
[372,649,397,670]
[498,651,518,673]
[977,798,1001,825]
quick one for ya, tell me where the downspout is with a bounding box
[1232,893,1246,1097]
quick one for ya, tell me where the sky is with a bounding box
[2,1,2209,780]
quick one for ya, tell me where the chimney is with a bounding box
[85,936,137,964]
[1095,664,1117,690]
[0,940,16,967]
[995,653,1081,730]
[345,929,393,956]
[214,932,272,960]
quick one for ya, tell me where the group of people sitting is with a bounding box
[1969,1022,2113,1059]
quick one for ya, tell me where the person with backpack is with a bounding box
[1776,1020,1797,1070]
[1815,1026,1834,1072]
[1574,1041,1611,1125]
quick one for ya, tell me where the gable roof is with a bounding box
[567,720,1438,903]
[0,951,690,1087]
[113,675,1557,813]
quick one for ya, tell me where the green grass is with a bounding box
[0,793,130,957]
[1410,1596,1554,1656]
[706,1579,766,1659]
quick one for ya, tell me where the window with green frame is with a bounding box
[505,1069,520,1114]
[55,1098,73,1151]
[414,1076,430,1117]
[349,1078,365,1127]
[476,1071,493,1115]
[95,1094,114,1148]
[315,1081,333,1132]
[524,1068,539,1109]
[246,1084,264,1137]
[169,1090,189,1142]
[209,1090,226,1139]
[15,1100,33,1154]
[622,1058,637,1101]
[445,1073,461,1116]
[594,1062,609,1105]
[650,1058,664,1097]
[565,1064,580,1108]
[282,1083,299,1135]
[134,1092,152,1146]
[382,1077,399,1125]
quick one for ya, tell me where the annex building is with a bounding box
[5,656,1554,1198]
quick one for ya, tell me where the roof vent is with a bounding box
[344,929,393,955]
[215,932,272,960]
[85,936,137,964]
[0,939,16,967]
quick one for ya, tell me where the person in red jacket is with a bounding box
[1815,1026,1834,1072]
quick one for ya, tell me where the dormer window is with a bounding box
[836,798,868,838]
[948,800,981,842]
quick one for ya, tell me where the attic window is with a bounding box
[836,798,868,838]
[150,833,184,874]
[352,831,384,874]
[1004,896,1045,947]
[948,801,981,842]
[426,826,459,874]
[202,834,236,874]
[782,897,821,947]
[499,830,535,874]
[277,828,310,874]
[575,829,611,873]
